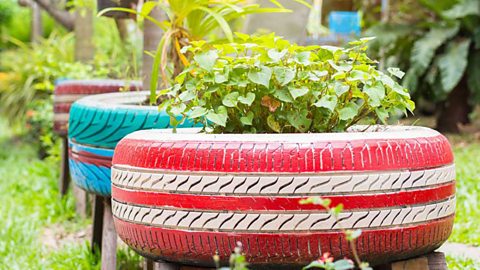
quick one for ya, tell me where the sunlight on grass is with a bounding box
[0,118,141,269]
[447,255,480,270]
[449,141,480,246]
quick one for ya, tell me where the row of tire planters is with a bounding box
[111,126,455,268]
[53,79,141,136]
[68,91,196,197]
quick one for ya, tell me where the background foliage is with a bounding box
[365,0,480,132]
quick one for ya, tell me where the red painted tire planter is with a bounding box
[53,79,141,136]
[111,126,455,267]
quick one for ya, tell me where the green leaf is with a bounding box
[273,87,294,103]
[375,107,389,124]
[328,60,353,72]
[214,71,228,83]
[313,95,337,112]
[333,259,355,270]
[248,65,272,88]
[240,111,254,125]
[189,107,208,118]
[238,93,255,106]
[334,82,350,96]
[194,50,218,72]
[206,107,227,127]
[267,49,287,62]
[267,114,281,132]
[410,25,460,74]
[364,81,385,107]
[443,0,480,19]
[288,86,309,100]
[273,67,295,86]
[287,110,312,132]
[347,70,371,81]
[169,103,186,116]
[178,90,196,102]
[222,92,240,107]
[339,103,359,120]
[437,39,471,93]
[294,51,311,65]
[387,67,405,79]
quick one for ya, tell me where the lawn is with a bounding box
[0,119,141,269]
[0,118,478,268]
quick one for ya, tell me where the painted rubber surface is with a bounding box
[68,91,195,196]
[53,79,141,136]
[111,126,455,267]
[69,140,113,196]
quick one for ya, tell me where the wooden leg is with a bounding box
[374,252,447,270]
[59,136,70,196]
[144,258,154,270]
[91,195,104,253]
[153,261,180,270]
[101,199,117,270]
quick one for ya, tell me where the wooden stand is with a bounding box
[375,252,447,270]
[91,196,117,270]
[59,136,70,197]
[143,252,447,270]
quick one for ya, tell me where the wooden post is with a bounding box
[71,6,94,217]
[58,136,70,196]
[74,8,94,62]
[101,199,117,270]
[91,195,104,253]
[31,1,43,42]
[375,252,447,270]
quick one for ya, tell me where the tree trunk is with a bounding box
[436,76,472,133]
[74,8,94,62]
[142,1,164,90]
[31,1,43,42]
[31,0,74,31]
[115,19,129,42]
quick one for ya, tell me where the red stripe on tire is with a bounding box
[111,182,455,211]
[69,150,112,167]
[113,135,453,172]
[54,80,141,95]
[113,215,454,266]
[53,103,72,114]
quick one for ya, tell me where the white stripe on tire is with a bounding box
[111,164,455,195]
[112,197,455,232]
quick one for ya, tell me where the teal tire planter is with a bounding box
[68,91,196,196]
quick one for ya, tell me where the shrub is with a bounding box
[160,34,414,133]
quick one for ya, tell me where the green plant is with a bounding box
[160,34,414,133]
[366,0,480,132]
[24,99,59,159]
[100,0,309,103]
[0,30,138,124]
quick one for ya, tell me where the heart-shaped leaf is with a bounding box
[248,65,272,88]
[238,93,255,106]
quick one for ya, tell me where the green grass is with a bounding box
[0,119,141,269]
[447,255,480,270]
[448,139,480,245]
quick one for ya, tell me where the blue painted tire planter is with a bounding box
[68,91,195,196]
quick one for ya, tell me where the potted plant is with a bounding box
[110,35,455,268]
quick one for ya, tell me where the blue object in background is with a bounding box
[328,11,361,35]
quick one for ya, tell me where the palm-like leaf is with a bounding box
[437,39,471,93]
[410,24,460,74]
